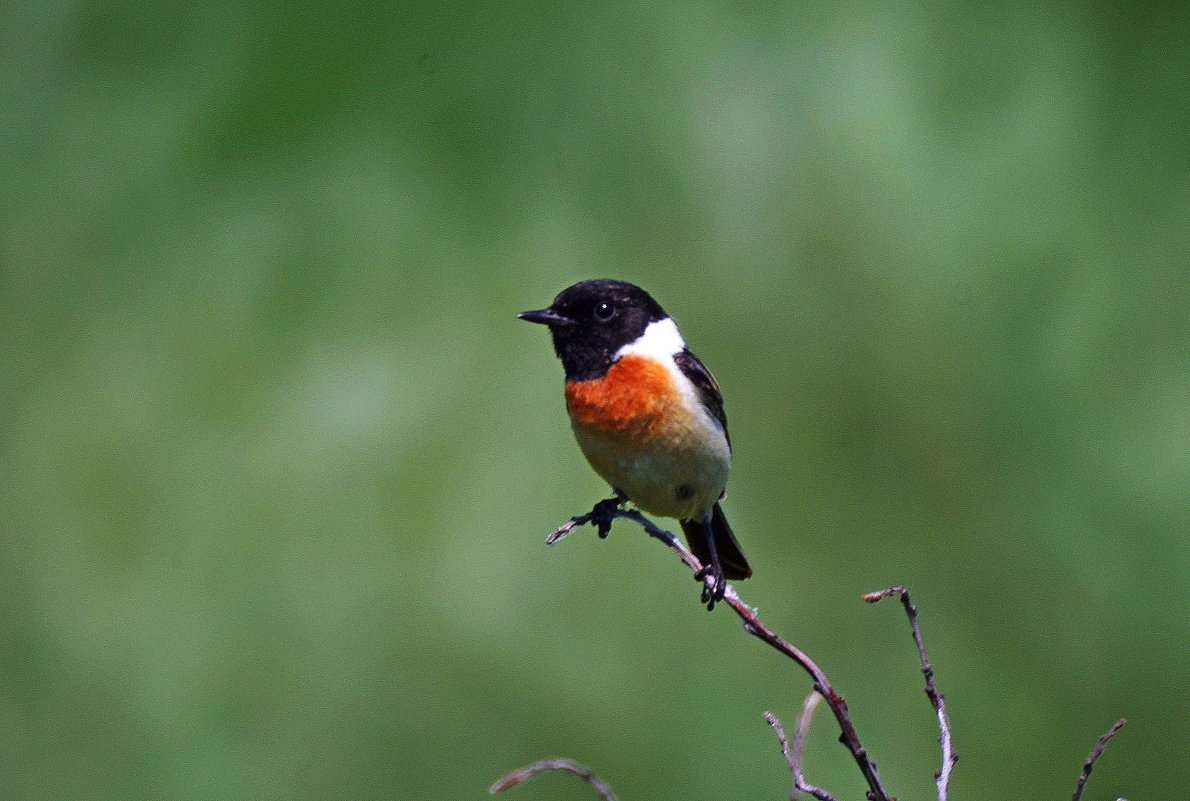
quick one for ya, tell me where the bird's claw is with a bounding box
[694,565,727,611]
[590,496,622,539]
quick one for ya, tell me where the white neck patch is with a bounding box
[615,317,685,361]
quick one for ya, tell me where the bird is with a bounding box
[519,279,751,609]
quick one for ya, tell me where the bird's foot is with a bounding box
[547,494,627,545]
[590,495,623,539]
[694,565,727,611]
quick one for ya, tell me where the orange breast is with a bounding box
[565,355,684,441]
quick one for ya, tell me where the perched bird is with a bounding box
[519,279,751,609]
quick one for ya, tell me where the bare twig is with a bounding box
[490,758,617,801]
[791,691,823,794]
[766,696,837,801]
[550,507,892,801]
[863,586,957,801]
[1070,719,1126,801]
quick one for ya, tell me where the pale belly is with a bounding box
[570,415,730,520]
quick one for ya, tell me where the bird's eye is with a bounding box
[594,301,615,322]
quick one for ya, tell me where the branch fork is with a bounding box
[549,505,895,801]
[492,503,1128,801]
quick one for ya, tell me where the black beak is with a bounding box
[518,308,573,327]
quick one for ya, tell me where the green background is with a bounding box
[2,2,1186,799]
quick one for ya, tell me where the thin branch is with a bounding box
[490,758,617,801]
[766,696,837,801]
[1070,719,1126,801]
[550,507,892,801]
[863,586,957,801]
[791,690,823,795]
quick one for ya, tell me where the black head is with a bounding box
[519,279,669,381]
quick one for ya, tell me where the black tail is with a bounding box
[680,502,752,580]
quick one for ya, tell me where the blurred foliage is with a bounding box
[1,1,1186,799]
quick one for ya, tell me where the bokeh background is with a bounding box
[2,2,1186,799]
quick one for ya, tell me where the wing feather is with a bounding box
[673,348,730,451]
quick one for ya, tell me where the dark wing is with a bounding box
[674,348,730,451]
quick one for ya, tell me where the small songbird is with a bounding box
[519,279,751,609]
